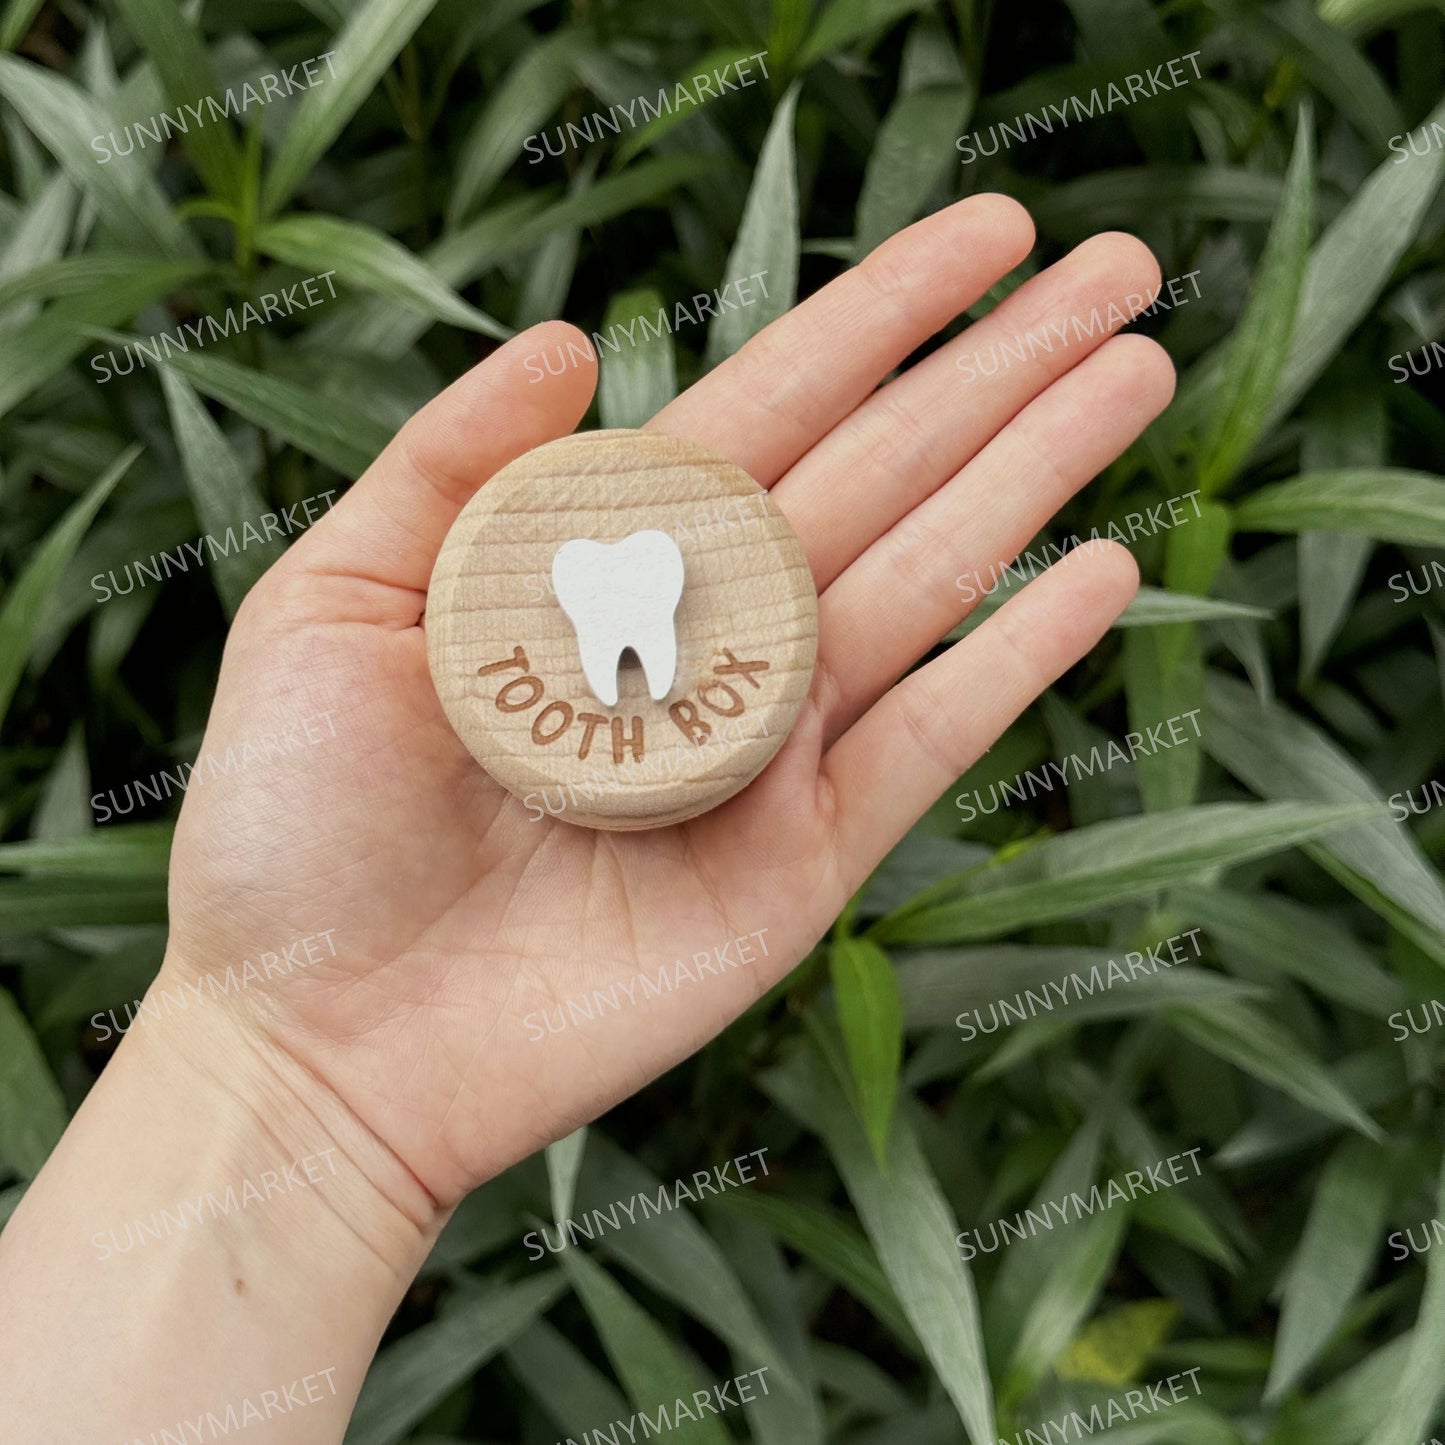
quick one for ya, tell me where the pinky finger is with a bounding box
[822,540,1140,889]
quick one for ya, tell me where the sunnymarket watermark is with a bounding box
[91,489,338,602]
[90,271,338,383]
[955,269,1202,383]
[1388,337,1445,385]
[522,271,771,382]
[90,928,339,1043]
[957,1147,1205,1259]
[524,51,769,162]
[93,52,339,164]
[523,1148,769,1260]
[1389,779,1445,821]
[1389,116,1445,165]
[992,1368,1202,1445]
[552,1367,771,1444]
[121,1365,339,1445]
[523,929,771,1040]
[956,491,1205,604]
[93,1147,341,1261]
[956,50,1203,163]
[1388,1215,1444,1261]
[1387,560,1445,603]
[91,707,338,822]
[1388,998,1445,1042]
[956,928,1204,1040]
[956,710,1204,821]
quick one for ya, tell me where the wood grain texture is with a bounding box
[426,429,818,829]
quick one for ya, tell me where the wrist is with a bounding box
[138,949,448,1279]
[0,954,447,1444]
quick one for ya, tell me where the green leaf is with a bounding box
[0,253,211,314]
[146,344,389,477]
[1297,380,1384,679]
[556,1248,733,1445]
[0,0,43,50]
[706,1211,825,1445]
[961,582,1271,632]
[596,286,678,428]
[0,985,67,1177]
[829,934,903,1166]
[705,84,799,366]
[1266,1137,1394,1400]
[0,262,214,420]
[873,802,1378,945]
[545,1126,588,1227]
[1198,108,1314,493]
[159,368,276,617]
[445,30,594,228]
[317,158,702,360]
[854,86,972,261]
[109,0,244,201]
[1033,166,1291,237]
[1236,469,1445,547]
[0,1182,25,1227]
[264,0,442,215]
[707,1189,920,1350]
[256,214,509,338]
[1224,0,1400,151]
[897,942,1261,1033]
[1172,883,1402,1018]
[0,55,196,257]
[0,172,75,315]
[0,876,169,931]
[1168,1000,1383,1138]
[345,1273,566,1445]
[985,1115,1129,1405]
[798,0,932,66]
[1056,1299,1179,1385]
[32,723,91,839]
[1362,1157,1445,1445]
[1171,97,1445,443]
[503,1318,631,1439]
[1202,671,1445,959]
[766,1028,996,1443]
[608,45,770,167]
[0,821,171,878]
[1318,0,1440,33]
[0,445,138,727]
[1124,500,1231,812]
[570,1134,801,1394]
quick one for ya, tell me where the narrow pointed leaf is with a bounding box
[0,445,138,726]
[264,0,442,215]
[160,368,276,616]
[345,1274,565,1445]
[0,55,196,256]
[706,85,799,366]
[873,802,1378,945]
[257,214,509,338]
[0,986,67,1177]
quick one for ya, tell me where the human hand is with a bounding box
[160,195,1172,1225]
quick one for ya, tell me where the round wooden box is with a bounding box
[425,430,818,830]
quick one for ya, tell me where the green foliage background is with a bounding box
[2,0,1445,1438]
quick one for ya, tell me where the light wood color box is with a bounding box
[426,429,818,830]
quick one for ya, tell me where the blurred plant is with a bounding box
[2,0,1445,1439]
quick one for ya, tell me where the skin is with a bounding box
[0,197,1174,1442]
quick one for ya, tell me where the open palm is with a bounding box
[161,196,1173,1208]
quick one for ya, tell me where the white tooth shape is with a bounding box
[552,530,685,707]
